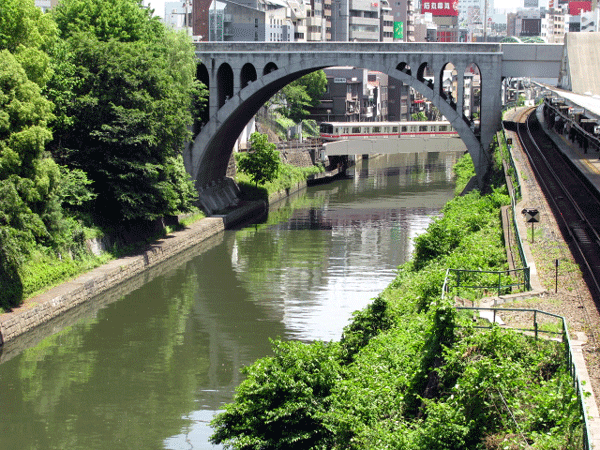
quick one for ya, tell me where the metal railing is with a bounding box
[442,267,530,300]
[455,307,592,450]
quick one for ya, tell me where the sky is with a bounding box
[144,0,167,18]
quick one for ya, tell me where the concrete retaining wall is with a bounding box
[0,200,265,346]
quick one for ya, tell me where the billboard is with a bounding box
[422,0,458,16]
[394,21,404,39]
[569,1,591,15]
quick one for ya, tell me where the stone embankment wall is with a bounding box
[0,201,263,345]
[0,149,318,346]
[279,149,315,168]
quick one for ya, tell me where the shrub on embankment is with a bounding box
[235,157,324,201]
[210,155,583,450]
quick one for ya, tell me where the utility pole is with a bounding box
[483,0,488,42]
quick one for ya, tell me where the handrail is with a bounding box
[446,105,590,447]
[455,307,592,450]
[442,267,529,299]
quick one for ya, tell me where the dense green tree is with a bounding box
[0,0,56,86]
[210,340,341,449]
[236,133,281,187]
[295,70,327,107]
[278,70,327,123]
[411,111,428,121]
[0,0,98,308]
[48,0,206,223]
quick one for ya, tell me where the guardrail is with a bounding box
[442,267,530,300]
[455,307,592,450]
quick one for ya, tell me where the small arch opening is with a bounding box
[464,63,481,137]
[241,63,257,88]
[263,62,278,75]
[195,63,210,136]
[217,63,234,108]
[439,62,458,110]
[396,62,412,76]
[417,63,434,90]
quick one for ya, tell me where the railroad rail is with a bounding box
[516,106,600,301]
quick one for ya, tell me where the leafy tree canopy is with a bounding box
[0,0,57,86]
[52,0,159,42]
[0,2,97,308]
[48,0,206,223]
[295,70,327,107]
[411,111,428,121]
[278,70,327,123]
[236,132,281,187]
[278,83,312,124]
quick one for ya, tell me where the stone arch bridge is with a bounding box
[187,42,562,210]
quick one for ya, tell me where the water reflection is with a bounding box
[0,152,461,450]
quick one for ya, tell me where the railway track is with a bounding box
[516,106,600,301]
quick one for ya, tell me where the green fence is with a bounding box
[455,307,592,450]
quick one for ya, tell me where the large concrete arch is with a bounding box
[189,43,506,194]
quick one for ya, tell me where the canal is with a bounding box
[0,151,462,450]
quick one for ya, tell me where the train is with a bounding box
[319,120,458,142]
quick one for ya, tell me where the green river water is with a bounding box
[0,151,462,449]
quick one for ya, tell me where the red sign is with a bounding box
[422,0,458,16]
[569,1,591,15]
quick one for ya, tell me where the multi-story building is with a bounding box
[381,0,395,41]
[541,8,565,43]
[421,0,460,41]
[413,12,438,41]
[208,0,299,41]
[391,0,416,41]
[506,7,566,42]
[165,1,194,34]
[308,67,389,121]
[330,0,389,41]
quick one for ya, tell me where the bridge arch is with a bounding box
[397,62,412,76]
[263,62,278,75]
[189,47,497,193]
[241,63,257,88]
[217,63,234,108]
[196,63,210,133]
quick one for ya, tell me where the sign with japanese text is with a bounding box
[421,0,458,16]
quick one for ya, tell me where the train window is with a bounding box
[383,127,390,133]
[393,126,399,132]
[352,127,361,133]
[334,127,340,134]
[419,125,428,132]
[320,123,333,134]
[343,127,350,134]
[439,125,448,131]
[410,126,417,132]
[401,126,407,132]
[373,126,381,133]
